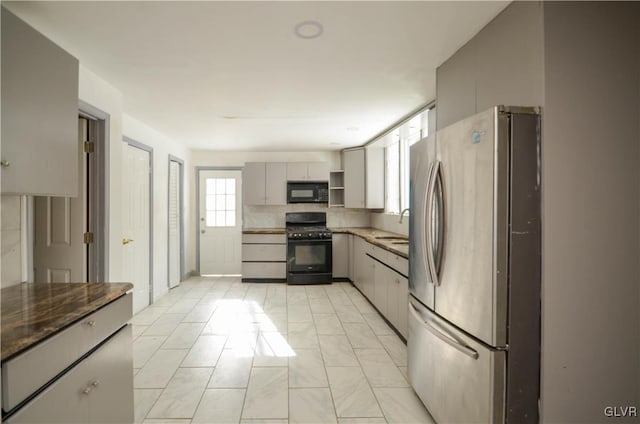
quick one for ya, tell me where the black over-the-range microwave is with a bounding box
[287,182,329,204]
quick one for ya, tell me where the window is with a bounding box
[381,107,432,214]
[205,178,236,227]
[385,130,401,214]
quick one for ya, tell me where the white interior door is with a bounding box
[168,160,181,288]
[198,170,242,275]
[33,118,87,283]
[123,143,151,313]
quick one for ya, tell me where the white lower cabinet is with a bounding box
[352,237,409,339]
[332,234,349,279]
[7,325,133,424]
[241,233,287,280]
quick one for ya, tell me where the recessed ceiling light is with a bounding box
[347,127,359,132]
[294,21,324,39]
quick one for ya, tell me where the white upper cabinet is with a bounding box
[306,162,330,181]
[343,147,384,209]
[265,162,287,205]
[286,162,329,181]
[243,162,287,206]
[243,162,266,205]
[1,9,79,196]
[343,149,366,208]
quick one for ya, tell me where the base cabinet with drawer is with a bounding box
[353,238,409,339]
[7,326,133,424]
[2,292,134,423]
[241,233,287,281]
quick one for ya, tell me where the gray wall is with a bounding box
[436,1,544,129]
[435,1,640,422]
[541,3,639,422]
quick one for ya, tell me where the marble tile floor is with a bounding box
[131,276,435,424]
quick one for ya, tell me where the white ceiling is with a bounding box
[5,1,509,151]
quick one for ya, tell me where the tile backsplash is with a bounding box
[243,204,370,228]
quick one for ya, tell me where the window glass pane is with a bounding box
[226,211,236,227]
[215,194,225,210]
[386,142,400,214]
[226,178,235,194]
[226,194,235,210]
[206,211,216,227]
[216,179,226,194]
[206,179,216,195]
[206,195,215,211]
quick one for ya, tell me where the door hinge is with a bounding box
[84,232,94,244]
[83,141,95,153]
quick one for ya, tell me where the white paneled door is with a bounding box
[168,159,181,288]
[123,142,151,313]
[198,170,242,275]
[34,118,87,283]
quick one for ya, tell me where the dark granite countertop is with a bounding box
[331,227,409,259]
[242,228,286,234]
[1,282,133,362]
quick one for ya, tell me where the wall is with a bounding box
[80,67,192,303]
[188,150,344,273]
[436,1,544,129]
[435,1,640,421]
[370,213,408,236]
[78,66,126,284]
[541,3,640,421]
[123,115,192,301]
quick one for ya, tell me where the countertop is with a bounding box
[1,282,133,362]
[243,227,409,258]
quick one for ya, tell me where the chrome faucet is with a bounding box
[399,208,410,224]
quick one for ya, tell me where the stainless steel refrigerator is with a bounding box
[408,106,541,423]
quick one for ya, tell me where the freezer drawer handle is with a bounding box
[409,302,479,360]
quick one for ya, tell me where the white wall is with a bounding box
[123,115,191,301]
[79,66,192,302]
[79,66,126,284]
[370,212,408,236]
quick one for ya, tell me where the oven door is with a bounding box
[287,239,332,274]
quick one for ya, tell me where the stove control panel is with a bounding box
[288,231,332,240]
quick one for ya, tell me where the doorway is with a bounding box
[168,155,184,288]
[123,137,153,314]
[197,168,242,275]
[33,109,107,283]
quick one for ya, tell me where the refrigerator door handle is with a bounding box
[409,302,479,360]
[426,160,441,285]
[433,162,445,279]
[422,162,436,284]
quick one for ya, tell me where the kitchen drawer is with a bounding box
[242,234,286,244]
[242,262,286,279]
[242,244,286,262]
[6,325,133,424]
[386,251,408,277]
[2,293,132,411]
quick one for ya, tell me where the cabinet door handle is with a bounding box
[82,387,92,395]
[91,380,100,387]
[86,320,96,327]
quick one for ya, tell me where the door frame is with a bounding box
[168,155,185,285]
[195,166,243,275]
[123,136,154,303]
[79,100,110,282]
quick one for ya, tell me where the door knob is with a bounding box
[1,160,10,168]
[122,238,134,245]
